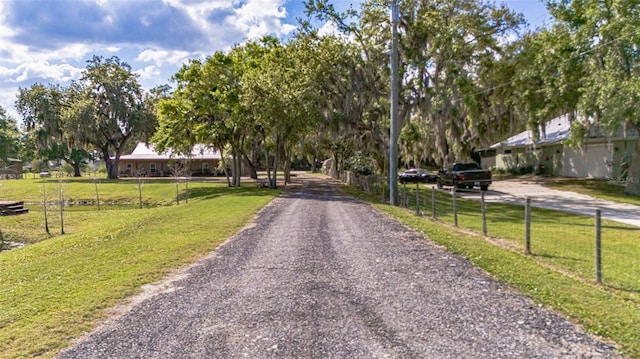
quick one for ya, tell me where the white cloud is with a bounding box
[230,0,296,39]
[136,49,195,67]
[9,61,83,83]
[318,21,339,38]
[0,42,92,66]
[135,65,161,81]
[0,2,16,39]
[0,65,14,77]
[0,85,20,121]
[164,0,297,42]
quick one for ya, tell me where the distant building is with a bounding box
[482,114,639,179]
[117,143,222,177]
[0,158,23,179]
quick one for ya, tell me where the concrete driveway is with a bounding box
[456,179,640,227]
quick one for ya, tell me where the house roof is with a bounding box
[119,142,221,160]
[491,114,573,149]
[491,114,640,149]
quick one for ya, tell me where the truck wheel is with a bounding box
[480,184,488,191]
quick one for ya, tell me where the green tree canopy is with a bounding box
[546,0,640,194]
[15,83,89,176]
[0,106,21,163]
[77,56,157,179]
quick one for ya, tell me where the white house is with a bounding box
[118,143,222,177]
[483,114,639,179]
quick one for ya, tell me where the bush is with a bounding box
[492,167,507,175]
[30,159,47,173]
[344,152,377,176]
[507,165,533,175]
[62,163,75,176]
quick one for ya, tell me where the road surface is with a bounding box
[58,176,622,358]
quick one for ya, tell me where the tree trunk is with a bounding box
[233,149,242,187]
[106,158,118,179]
[218,147,232,187]
[265,151,272,185]
[271,153,278,189]
[73,162,82,177]
[624,138,640,196]
[284,159,291,185]
[242,153,258,179]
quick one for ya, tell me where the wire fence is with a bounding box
[336,171,640,299]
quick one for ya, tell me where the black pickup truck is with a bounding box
[437,162,492,191]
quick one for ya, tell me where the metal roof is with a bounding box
[490,114,572,148]
[119,143,221,160]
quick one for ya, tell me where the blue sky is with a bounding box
[0,0,551,122]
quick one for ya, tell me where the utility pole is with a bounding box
[389,0,400,205]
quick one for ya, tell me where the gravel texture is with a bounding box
[57,175,623,358]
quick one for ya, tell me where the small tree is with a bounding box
[135,167,146,209]
[169,159,191,205]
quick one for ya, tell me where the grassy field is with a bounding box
[348,186,640,358]
[0,177,233,246]
[1,175,206,207]
[0,177,280,358]
[416,190,640,300]
[540,177,640,206]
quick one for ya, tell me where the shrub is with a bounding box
[62,163,74,176]
[344,152,376,176]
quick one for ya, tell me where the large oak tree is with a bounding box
[16,84,89,176]
[77,56,156,179]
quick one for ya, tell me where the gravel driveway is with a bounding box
[58,175,622,358]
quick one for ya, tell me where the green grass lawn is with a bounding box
[349,186,640,358]
[399,188,640,299]
[541,177,640,206]
[0,177,238,246]
[0,178,280,359]
[0,176,214,207]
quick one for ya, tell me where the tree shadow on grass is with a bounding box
[533,252,588,264]
[605,284,640,296]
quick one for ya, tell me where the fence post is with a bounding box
[481,191,487,236]
[403,183,407,207]
[452,186,458,227]
[595,209,602,284]
[431,187,436,219]
[525,197,531,255]
[415,183,420,215]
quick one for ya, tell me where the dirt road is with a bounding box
[58,176,621,358]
